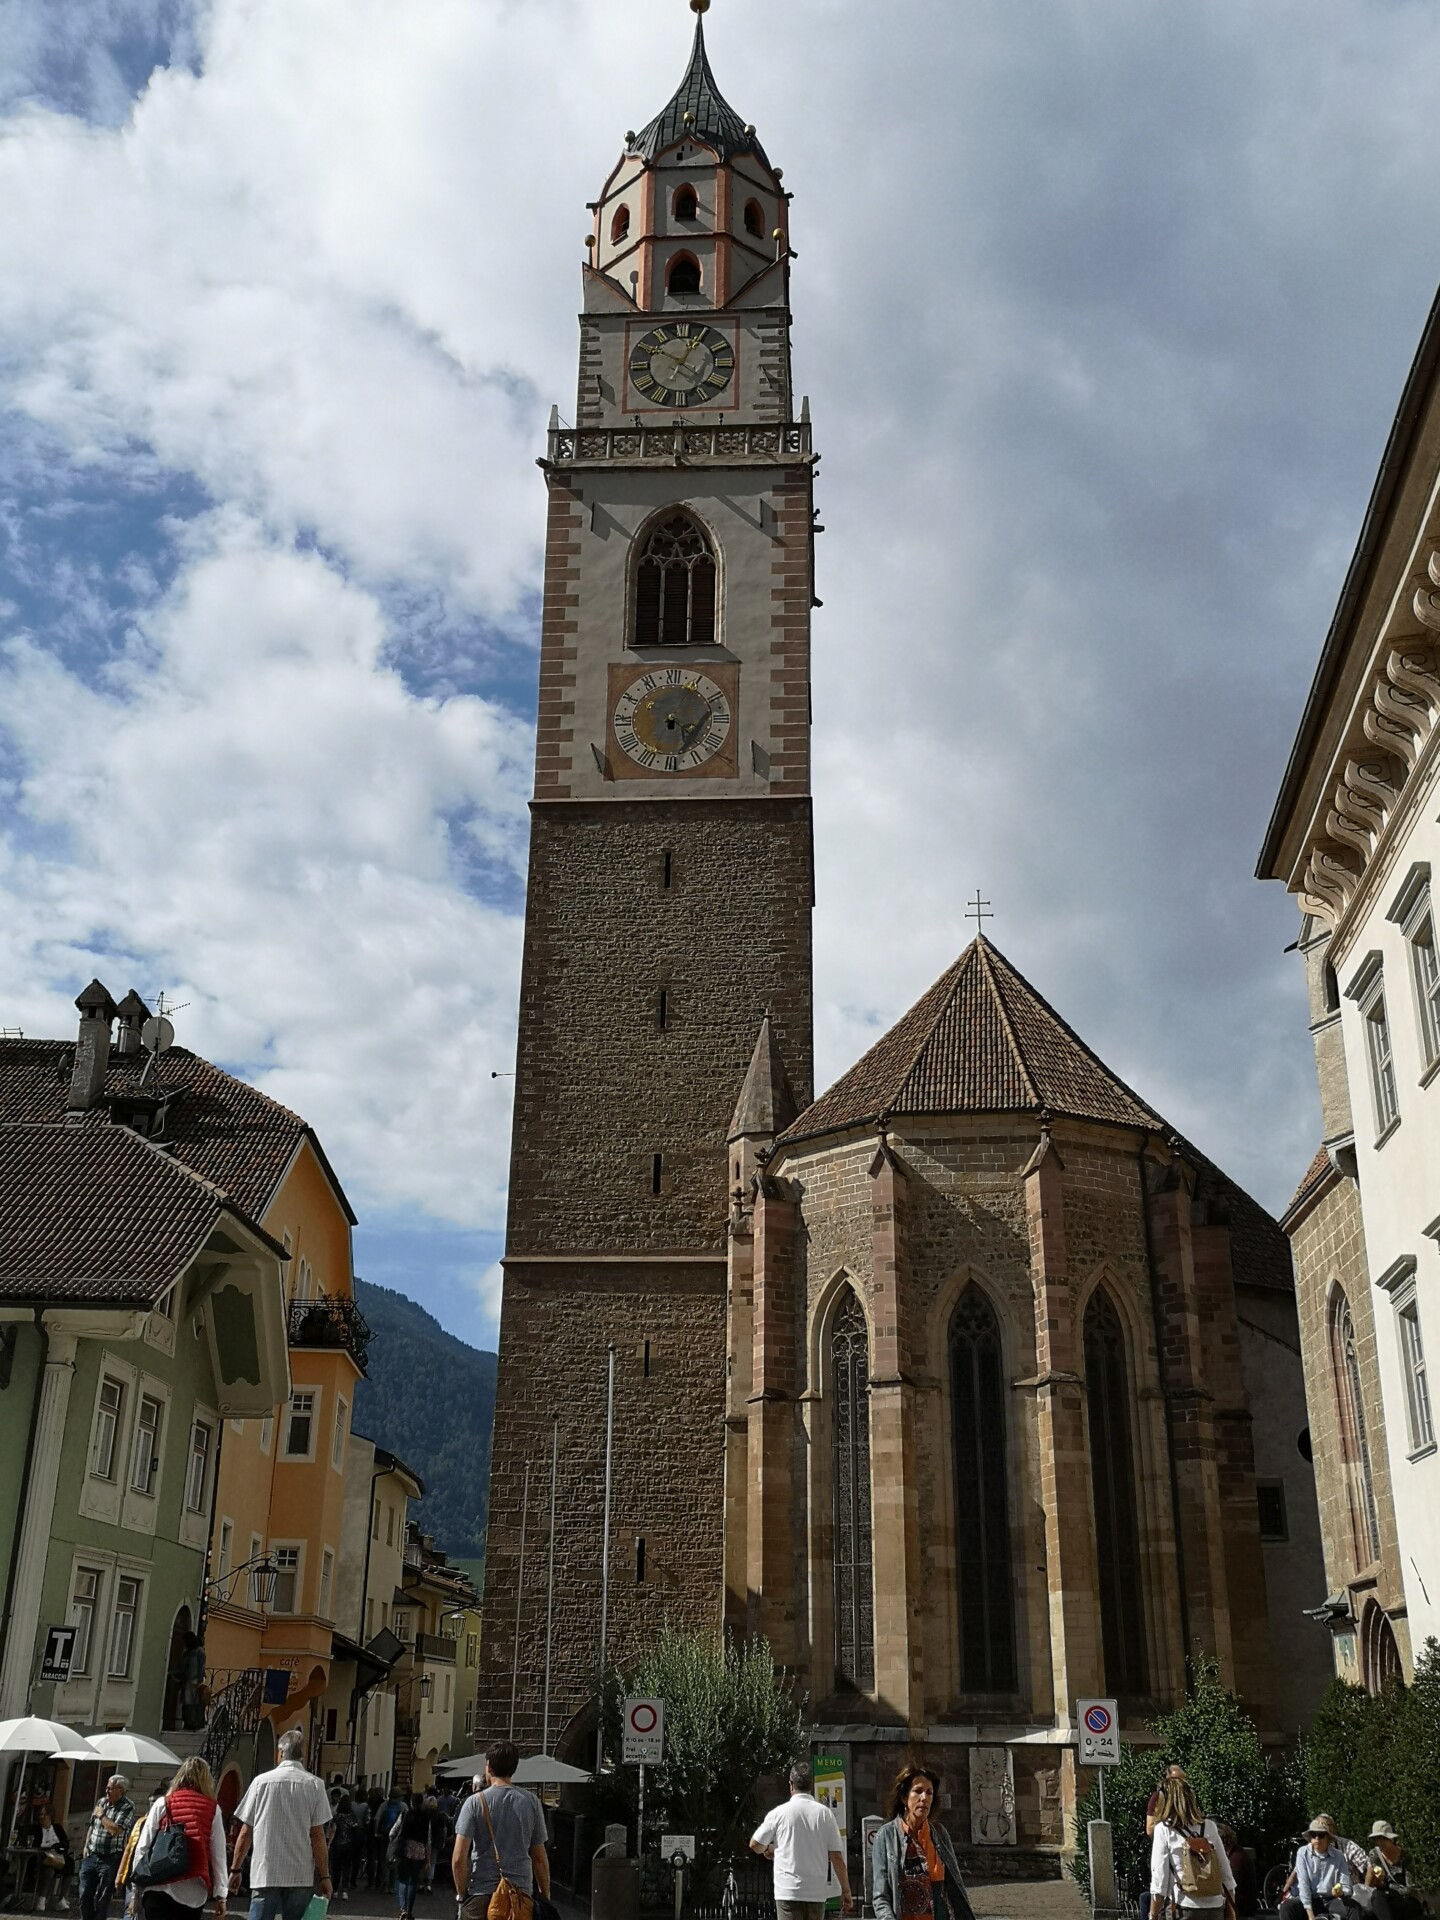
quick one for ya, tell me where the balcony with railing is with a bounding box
[286,1294,372,1373]
[413,1631,456,1664]
[547,420,813,469]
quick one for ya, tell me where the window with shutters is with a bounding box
[830,1289,874,1692]
[632,512,717,649]
[950,1287,1016,1694]
[1084,1289,1149,1696]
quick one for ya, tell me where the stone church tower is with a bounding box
[476,9,817,1750]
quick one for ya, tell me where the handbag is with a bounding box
[478,1794,533,1920]
[131,1799,193,1888]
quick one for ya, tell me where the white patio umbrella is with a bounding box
[82,1732,183,1770]
[0,1718,99,1851]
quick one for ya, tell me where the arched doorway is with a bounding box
[1361,1600,1404,1694]
[162,1606,193,1731]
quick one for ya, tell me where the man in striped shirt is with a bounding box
[229,1730,333,1920]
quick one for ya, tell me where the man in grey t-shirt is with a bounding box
[452,1743,549,1918]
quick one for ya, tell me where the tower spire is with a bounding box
[629,4,768,167]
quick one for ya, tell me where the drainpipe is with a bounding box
[1136,1137,1194,1686]
[348,1457,387,1775]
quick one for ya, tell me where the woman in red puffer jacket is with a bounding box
[132,1760,227,1920]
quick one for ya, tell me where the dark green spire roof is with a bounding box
[630,19,770,168]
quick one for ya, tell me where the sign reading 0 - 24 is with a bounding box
[628,323,734,408]
[612,666,732,773]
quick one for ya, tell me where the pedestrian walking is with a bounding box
[327,1790,355,1901]
[750,1765,853,1920]
[1149,1774,1236,1920]
[870,1763,974,1920]
[451,1743,549,1920]
[228,1729,333,1920]
[79,1776,138,1920]
[375,1790,404,1895]
[131,1757,227,1920]
[394,1796,433,1920]
[1279,1818,1359,1920]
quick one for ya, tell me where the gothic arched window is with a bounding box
[831,1290,875,1692]
[1329,1289,1382,1569]
[633,512,717,649]
[667,254,702,295]
[950,1287,1016,1693]
[1084,1289,1148,1697]
[611,205,630,245]
[674,185,699,221]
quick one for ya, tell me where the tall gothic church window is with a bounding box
[950,1287,1016,1693]
[1329,1289,1382,1569]
[1084,1289,1149,1696]
[831,1290,874,1691]
[633,512,717,649]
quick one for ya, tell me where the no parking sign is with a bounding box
[623,1696,665,1764]
[1077,1698,1119,1766]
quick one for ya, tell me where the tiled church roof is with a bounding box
[781,936,1161,1144]
[1279,1144,1339,1231]
[0,1038,351,1225]
[630,19,771,169]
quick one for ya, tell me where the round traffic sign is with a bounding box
[1084,1705,1113,1735]
[629,1702,659,1733]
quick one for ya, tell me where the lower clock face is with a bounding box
[628,324,733,408]
[613,668,732,772]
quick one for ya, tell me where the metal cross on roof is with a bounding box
[966,890,993,933]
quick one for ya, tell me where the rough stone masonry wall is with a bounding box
[507,798,813,1254]
[1288,1174,1411,1674]
[475,1263,726,1753]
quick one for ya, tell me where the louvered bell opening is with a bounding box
[635,562,663,648]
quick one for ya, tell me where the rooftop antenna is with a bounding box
[140,1003,178,1088]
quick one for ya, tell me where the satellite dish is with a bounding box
[141,1015,175,1055]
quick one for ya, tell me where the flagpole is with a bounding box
[542,1420,558,1754]
[596,1345,616,1772]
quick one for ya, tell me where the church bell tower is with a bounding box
[476,4,817,1746]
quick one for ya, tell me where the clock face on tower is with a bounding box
[612,667,733,773]
[628,324,734,408]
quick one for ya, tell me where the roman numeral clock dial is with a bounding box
[628,323,734,408]
[613,669,732,772]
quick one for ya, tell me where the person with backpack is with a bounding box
[1149,1773,1236,1920]
[129,1759,227,1920]
[393,1795,433,1920]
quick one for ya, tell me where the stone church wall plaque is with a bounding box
[969,1746,1016,1846]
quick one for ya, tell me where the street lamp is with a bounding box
[203,1554,279,1609]
[420,1675,432,1702]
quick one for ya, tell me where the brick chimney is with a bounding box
[67,980,118,1115]
[113,989,151,1060]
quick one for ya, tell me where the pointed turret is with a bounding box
[630,15,770,169]
[728,1012,798,1143]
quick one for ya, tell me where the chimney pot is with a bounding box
[113,988,152,1059]
[68,979,118,1115]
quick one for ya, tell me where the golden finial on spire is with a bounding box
[690,0,710,13]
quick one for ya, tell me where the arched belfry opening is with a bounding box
[830,1288,874,1692]
[633,511,718,648]
[950,1285,1016,1694]
[1084,1287,1149,1696]
[667,254,702,296]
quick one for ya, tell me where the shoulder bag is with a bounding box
[478,1793,534,1920]
[132,1799,193,1889]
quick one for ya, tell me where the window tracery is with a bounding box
[1084,1288,1148,1696]
[633,512,717,648]
[950,1286,1016,1693]
[831,1289,874,1692]
[1330,1289,1383,1568]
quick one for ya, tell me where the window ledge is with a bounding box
[1375,1116,1402,1150]
[1421,1054,1440,1090]
[1407,1441,1437,1464]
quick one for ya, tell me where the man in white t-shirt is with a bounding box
[750,1766,853,1920]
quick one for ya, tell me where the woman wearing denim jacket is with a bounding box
[871,1764,975,1920]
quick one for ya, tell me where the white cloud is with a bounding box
[6,0,1440,1348]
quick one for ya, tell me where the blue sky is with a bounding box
[6,0,1440,1350]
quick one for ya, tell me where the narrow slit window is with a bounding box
[643,1339,652,1378]
[662,850,673,890]
[658,988,668,1030]
[651,1153,663,1195]
[636,1538,647,1583]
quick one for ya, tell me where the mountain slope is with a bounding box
[352,1278,498,1561]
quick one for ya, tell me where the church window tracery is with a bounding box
[1329,1288,1382,1569]
[633,512,717,649]
[1084,1288,1148,1697]
[667,254,702,295]
[831,1289,875,1692]
[950,1286,1016,1693]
